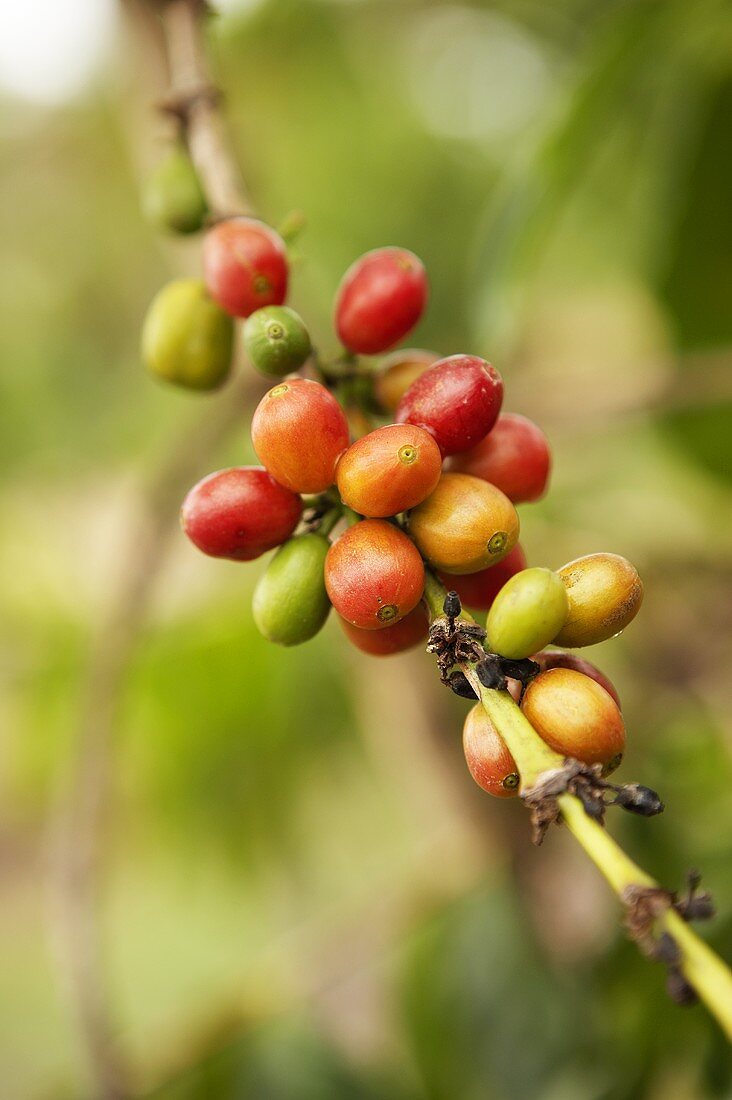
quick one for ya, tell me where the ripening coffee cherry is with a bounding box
[486,568,569,660]
[181,466,302,561]
[324,519,424,629]
[203,217,288,318]
[532,649,621,709]
[339,603,429,656]
[463,705,520,798]
[243,306,311,376]
[336,424,442,517]
[521,668,626,772]
[142,145,208,235]
[438,543,527,612]
[554,553,644,648]
[409,473,519,574]
[334,247,428,355]
[396,355,503,455]
[373,349,439,413]
[142,278,234,390]
[252,533,330,646]
[448,413,551,503]
[251,378,350,493]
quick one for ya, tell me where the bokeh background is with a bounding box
[2,0,732,1096]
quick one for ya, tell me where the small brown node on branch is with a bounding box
[429,593,540,700]
[427,613,487,687]
[674,868,716,923]
[621,885,695,1003]
[622,883,675,954]
[666,968,699,1006]
[447,670,478,699]
[443,590,461,623]
[475,656,504,689]
[518,756,666,845]
[621,871,715,1007]
[610,783,665,816]
[302,505,328,531]
[522,758,608,844]
[157,83,222,124]
[498,656,540,685]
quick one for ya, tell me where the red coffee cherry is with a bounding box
[521,668,626,773]
[334,247,428,355]
[449,412,551,503]
[339,603,429,656]
[438,543,527,612]
[324,519,425,629]
[396,355,503,456]
[531,649,621,709]
[251,378,350,493]
[181,466,302,561]
[202,217,288,318]
[463,704,519,798]
[336,423,442,517]
[373,349,439,412]
[409,472,519,574]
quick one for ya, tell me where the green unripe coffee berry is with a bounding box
[142,278,234,391]
[486,567,569,660]
[142,146,207,235]
[253,533,331,645]
[243,306,311,376]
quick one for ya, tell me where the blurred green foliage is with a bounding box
[1,0,731,1096]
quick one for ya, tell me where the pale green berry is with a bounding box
[253,533,331,646]
[487,567,569,659]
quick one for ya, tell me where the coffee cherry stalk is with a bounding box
[139,0,732,1043]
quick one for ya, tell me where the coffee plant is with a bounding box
[138,0,732,1043]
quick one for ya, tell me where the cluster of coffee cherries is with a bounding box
[140,188,644,802]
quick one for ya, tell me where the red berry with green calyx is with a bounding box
[336,423,442,517]
[335,247,428,355]
[438,543,527,612]
[324,519,424,630]
[181,466,302,561]
[396,355,503,455]
[243,305,311,376]
[339,603,429,656]
[449,412,551,503]
[463,705,520,798]
[251,378,350,493]
[521,668,626,774]
[203,217,288,318]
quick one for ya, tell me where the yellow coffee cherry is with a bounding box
[554,553,643,647]
[142,278,234,391]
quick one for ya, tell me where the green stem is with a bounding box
[276,208,306,244]
[465,672,559,782]
[423,568,477,625]
[341,506,362,528]
[320,353,363,383]
[472,677,732,1041]
[423,570,732,1039]
[317,507,342,538]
